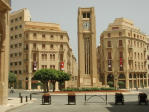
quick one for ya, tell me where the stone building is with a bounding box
[0,0,11,105]
[9,8,31,89]
[77,7,101,87]
[9,9,77,90]
[97,18,148,89]
[146,37,149,87]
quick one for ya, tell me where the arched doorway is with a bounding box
[107,74,114,87]
[118,74,126,89]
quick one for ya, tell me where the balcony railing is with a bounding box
[128,45,133,49]
[128,57,133,61]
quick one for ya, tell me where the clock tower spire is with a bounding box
[77,7,100,87]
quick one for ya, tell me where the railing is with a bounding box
[128,57,133,60]
[128,45,133,49]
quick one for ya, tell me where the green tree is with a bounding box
[9,72,17,88]
[57,70,70,90]
[33,69,51,92]
[48,69,59,92]
[33,69,71,92]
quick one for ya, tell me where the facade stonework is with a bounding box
[0,0,11,105]
[78,7,101,87]
[98,18,148,89]
[10,9,77,90]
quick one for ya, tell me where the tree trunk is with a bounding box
[52,81,56,92]
[46,82,49,92]
[43,83,46,92]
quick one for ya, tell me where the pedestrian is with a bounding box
[10,87,14,93]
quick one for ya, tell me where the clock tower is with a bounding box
[78,7,100,87]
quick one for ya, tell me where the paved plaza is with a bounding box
[1,88,148,112]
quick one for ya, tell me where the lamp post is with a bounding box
[115,78,118,90]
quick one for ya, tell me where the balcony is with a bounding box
[128,57,133,61]
[32,47,38,51]
[107,46,112,49]
[0,0,11,11]
[144,48,146,52]
[117,45,123,49]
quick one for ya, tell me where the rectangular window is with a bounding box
[15,26,18,30]
[108,52,111,59]
[42,44,45,49]
[108,60,112,71]
[50,44,54,49]
[19,61,22,65]
[19,52,22,56]
[19,43,22,47]
[50,65,55,69]
[119,40,123,46]
[60,53,63,61]
[19,16,22,20]
[10,36,13,39]
[83,13,86,18]
[33,43,36,49]
[147,55,149,60]
[15,35,18,39]
[10,27,13,31]
[60,35,63,40]
[107,41,111,47]
[19,34,22,37]
[42,65,47,69]
[15,18,18,22]
[82,12,90,18]
[42,34,45,38]
[11,19,13,23]
[108,33,111,37]
[33,33,37,37]
[87,12,90,18]
[120,52,123,58]
[19,25,22,28]
[15,44,18,48]
[10,45,13,48]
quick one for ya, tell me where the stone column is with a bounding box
[138,74,140,88]
[147,74,148,87]
[132,73,134,88]
[55,82,59,91]
[125,72,129,89]
[143,74,145,87]
[104,73,107,87]
[0,46,6,105]
[136,74,138,88]
[0,12,9,105]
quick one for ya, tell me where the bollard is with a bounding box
[30,93,32,100]
[85,94,86,103]
[19,92,21,98]
[20,96,23,103]
[26,96,28,102]
[105,93,107,105]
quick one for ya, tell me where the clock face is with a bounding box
[83,21,90,30]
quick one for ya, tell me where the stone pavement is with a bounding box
[0,89,146,112]
[0,97,36,112]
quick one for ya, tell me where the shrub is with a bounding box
[107,81,114,87]
[62,87,115,91]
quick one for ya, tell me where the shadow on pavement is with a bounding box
[106,101,149,112]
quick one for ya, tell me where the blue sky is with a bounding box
[11,0,149,60]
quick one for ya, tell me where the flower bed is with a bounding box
[62,87,115,92]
